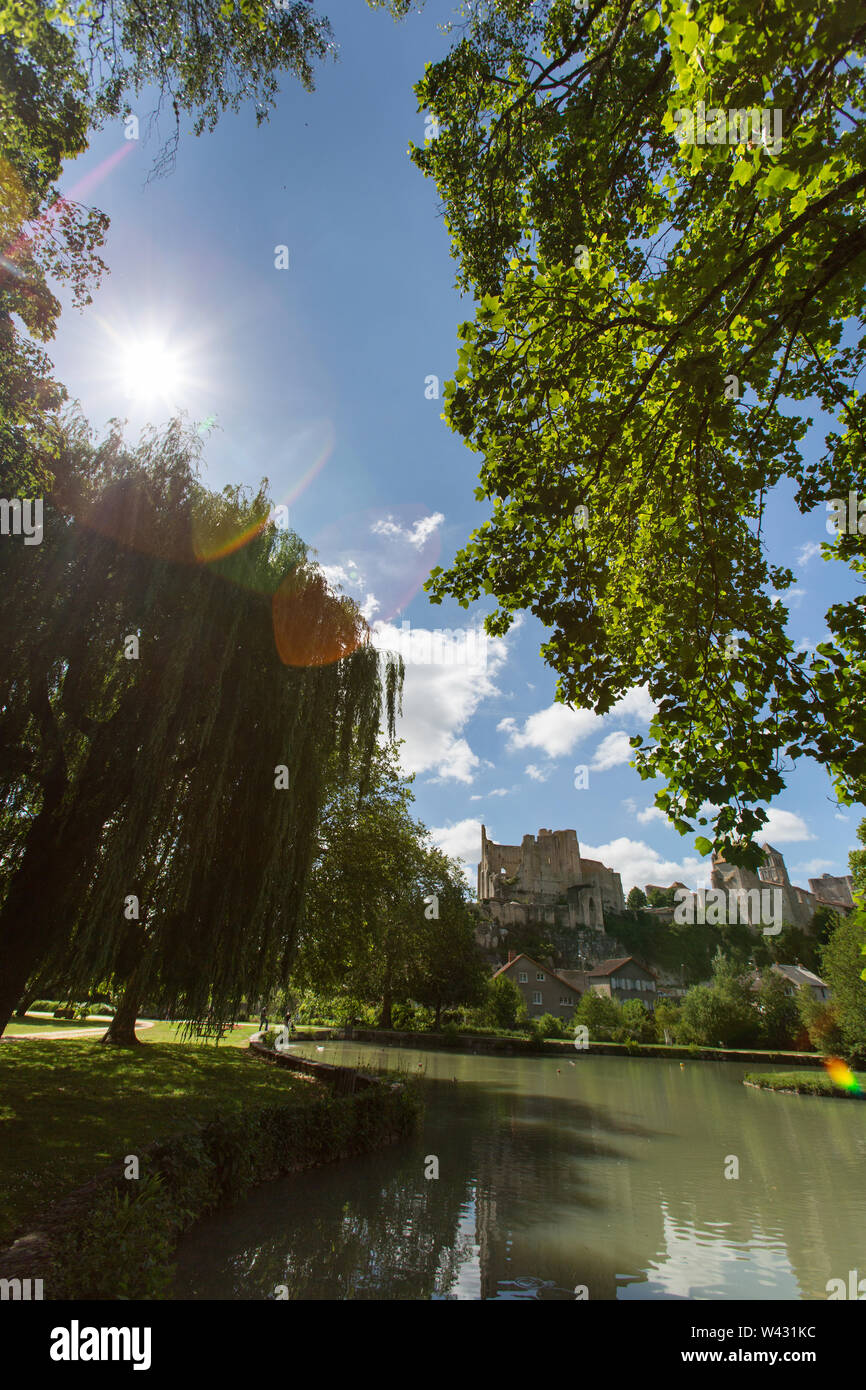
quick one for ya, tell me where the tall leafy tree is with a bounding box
[295,743,478,1028]
[819,910,866,1062]
[408,846,487,1030]
[414,0,866,866]
[0,418,402,1036]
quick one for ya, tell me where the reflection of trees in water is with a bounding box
[461,1081,665,1299]
[174,1110,478,1299]
[176,1059,865,1301]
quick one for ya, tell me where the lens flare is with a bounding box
[823,1057,862,1094]
[272,569,365,667]
[309,502,443,624]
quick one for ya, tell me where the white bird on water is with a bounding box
[316,1045,325,1052]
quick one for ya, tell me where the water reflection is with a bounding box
[172,1044,866,1300]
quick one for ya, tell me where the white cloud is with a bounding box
[498,686,655,761]
[320,563,353,589]
[770,588,806,608]
[582,837,713,897]
[611,685,657,723]
[525,763,550,782]
[488,787,511,797]
[374,619,510,784]
[498,704,600,757]
[591,730,634,771]
[637,805,670,826]
[788,858,836,878]
[428,818,484,886]
[360,593,380,621]
[797,541,822,567]
[760,808,815,844]
[371,512,445,550]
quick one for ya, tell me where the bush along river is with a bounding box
[172,1041,866,1300]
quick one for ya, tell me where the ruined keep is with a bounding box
[475,826,626,965]
[710,845,855,931]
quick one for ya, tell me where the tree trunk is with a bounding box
[0,681,141,1038]
[0,838,71,1036]
[101,972,143,1046]
[13,988,40,1019]
[380,989,393,1030]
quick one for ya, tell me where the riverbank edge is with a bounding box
[0,1046,421,1300]
[335,1026,826,1067]
[744,1074,865,1099]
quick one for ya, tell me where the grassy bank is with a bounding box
[0,1037,421,1299]
[0,1037,315,1247]
[744,1070,866,1098]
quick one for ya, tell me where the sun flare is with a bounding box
[119,336,188,404]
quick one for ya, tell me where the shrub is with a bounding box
[484,976,524,1031]
[619,999,656,1043]
[574,990,621,1041]
[535,1013,566,1038]
[43,1073,422,1299]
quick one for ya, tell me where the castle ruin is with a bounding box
[475,826,625,961]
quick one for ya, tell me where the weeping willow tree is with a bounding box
[0,415,402,1037]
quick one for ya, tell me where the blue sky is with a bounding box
[47,0,859,897]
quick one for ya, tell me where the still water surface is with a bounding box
[172,1042,866,1300]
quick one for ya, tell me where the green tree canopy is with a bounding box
[0,418,402,1035]
[819,908,866,1062]
[415,0,866,867]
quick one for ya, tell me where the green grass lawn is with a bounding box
[745,1069,866,1097]
[1,1016,261,1043]
[2,1014,109,1035]
[0,1037,318,1247]
[140,1020,259,1046]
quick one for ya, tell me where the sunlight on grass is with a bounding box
[0,1038,317,1246]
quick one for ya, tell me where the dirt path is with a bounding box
[1,1020,156,1041]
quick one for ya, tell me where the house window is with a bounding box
[518,971,528,983]
[560,996,573,1006]
[532,991,543,1006]
[536,972,545,981]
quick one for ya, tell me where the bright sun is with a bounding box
[119,336,188,404]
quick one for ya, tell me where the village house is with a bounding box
[748,963,832,1002]
[586,957,658,1009]
[493,952,581,1021]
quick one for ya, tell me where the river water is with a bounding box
[172,1041,866,1300]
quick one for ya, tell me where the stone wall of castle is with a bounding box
[710,846,853,931]
[476,826,625,942]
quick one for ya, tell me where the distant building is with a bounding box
[680,845,856,932]
[476,825,625,938]
[493,952,582,1020]
[586,957,658,1009]
[749,963,831,1002]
